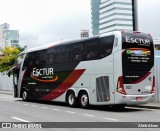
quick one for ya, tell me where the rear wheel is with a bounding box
[79,91,89,108]
[22,89,28,101]
[67,91,77,107]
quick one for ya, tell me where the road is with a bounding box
[0,94,160,130]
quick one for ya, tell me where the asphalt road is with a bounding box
[0,94,160,131]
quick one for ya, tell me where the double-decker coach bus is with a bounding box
[8,31,155,109]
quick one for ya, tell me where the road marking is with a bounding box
[66,111,75,114]
[82,114,95,117]
[11,117,30,122]
[52,109,61,111]
[24,104,29,106]
[156,111,160,114]
[16,102,21,104]
[31,105,37,107]
[41,107,48,109]
[104,118,118,121]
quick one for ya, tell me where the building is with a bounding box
[154,37,160,50]
[91,0,138,35]
[81,30,89,38]
[0,23,19,48]
[91,0,101,35]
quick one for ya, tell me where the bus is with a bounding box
[8,31,155,109]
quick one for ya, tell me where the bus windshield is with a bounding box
[122,32,154,84]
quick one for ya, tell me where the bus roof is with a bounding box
[19,31,151,55]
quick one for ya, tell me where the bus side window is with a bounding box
[47,48,56,65]
[70,43,83,62]
[99,35,115,58]
[23,53,33,69]
[56,46,69,64]
[84,38,98,61]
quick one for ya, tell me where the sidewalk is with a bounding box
[129,102,160,110]
[0,89,13,95]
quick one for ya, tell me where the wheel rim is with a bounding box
[23,91,27,100]
[68,94,74,105]
[81,94,88,107]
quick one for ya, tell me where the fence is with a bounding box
[0,73,13,91]
[155,66,160,102]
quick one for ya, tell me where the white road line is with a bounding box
[31,105,37,107]
[41,107,48,109]
[11,117,30,122]
[66,111,75,114]
[16,102,21,104]
[104,118,118,121]
[52,109,61,111]
[24,104,29,106]
[82,114,95,117]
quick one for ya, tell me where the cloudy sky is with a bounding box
[0,0,160,48]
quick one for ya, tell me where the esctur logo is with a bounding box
[31,68,58,82]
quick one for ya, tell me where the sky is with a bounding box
[0,0,160,49]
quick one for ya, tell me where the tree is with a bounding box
[0,46,21,72]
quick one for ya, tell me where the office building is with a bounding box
[0,23,19,48]
[91,0,138,35]
[154,37,160,50]
[91,0,101,35]
[81,30,89,38]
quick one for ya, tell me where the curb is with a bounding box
[129,105,160,110]
[0,90,13,95]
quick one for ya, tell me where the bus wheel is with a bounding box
[67,91,77,107]
[79,91,89,108]
[22,90,28,101]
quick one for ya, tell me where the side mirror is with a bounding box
[22,67,27,71]
[8,72,11,77]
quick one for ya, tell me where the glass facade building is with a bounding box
[91,0,137,35]
[91,0,101,35]
[0,23,19,48]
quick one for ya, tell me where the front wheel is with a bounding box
[22,90,29,101]
[79,92,89,108]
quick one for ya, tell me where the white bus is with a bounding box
[8,31,155,109]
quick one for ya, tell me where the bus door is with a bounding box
[13,68,20,97]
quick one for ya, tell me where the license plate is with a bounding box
[136,97,143,101]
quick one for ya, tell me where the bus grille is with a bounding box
[96,76,110,102]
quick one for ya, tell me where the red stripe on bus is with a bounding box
[38,69,85,101]
[131,72,151,84]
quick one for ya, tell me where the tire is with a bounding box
[67,91,77,107]
[22,89,28,101]
[79,91,89,108]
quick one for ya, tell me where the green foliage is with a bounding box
[0,46,21,72]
